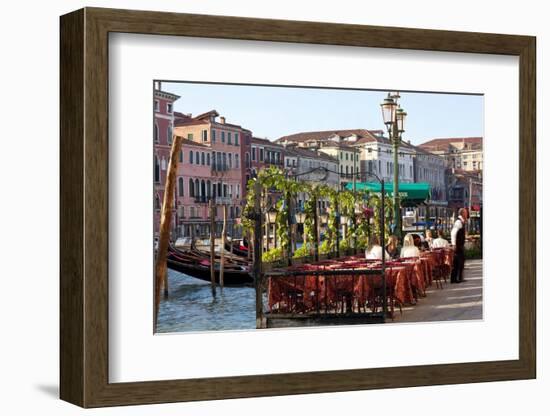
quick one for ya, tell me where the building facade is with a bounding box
[283,146,339,213]
[250,137,285,177]
[418,137,483,172]
[277,127,448,207]
[173,110,247,237]
[153,83,180,238]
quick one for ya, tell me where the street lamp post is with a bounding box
[380,92,407,240]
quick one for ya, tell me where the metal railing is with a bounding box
[194,195,212,204]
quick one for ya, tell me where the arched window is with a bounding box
[207,180,211,197]
[195,179,200,197]
[245,152,250,167]
[154,155,160,183]
[179,150,183,163]
[201,180,206,197]
[154,123,159,142]
[201,152,205,165]
[155,194,161,210]
[195,151,199,165]
[189,150,193,164]
[178,177,184,197]
[167,126,172,144]
[206,153,211,166]
[189,178,195,197]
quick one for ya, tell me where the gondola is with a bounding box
[169,244,249,267]
[224,241,249,257]
[166,257,253,286]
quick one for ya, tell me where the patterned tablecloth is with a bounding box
[266,247,455,313]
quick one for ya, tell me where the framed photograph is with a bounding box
[60,7,536,408]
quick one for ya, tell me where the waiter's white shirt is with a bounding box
[451,215,465,246]
[432,237,449,248]
[365,245,390,260]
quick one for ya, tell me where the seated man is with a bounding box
[432,229,450,248]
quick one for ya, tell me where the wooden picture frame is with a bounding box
[60,7,536,408]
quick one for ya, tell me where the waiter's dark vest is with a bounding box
[456,219,466,252]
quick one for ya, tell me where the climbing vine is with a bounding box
[241,166,392,261]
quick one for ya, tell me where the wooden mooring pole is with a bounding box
[253,181,264,328]
[220,204,227,288]
[209,199,217,298]
[154,135,182,328]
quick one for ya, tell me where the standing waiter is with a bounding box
[451,207,469,283]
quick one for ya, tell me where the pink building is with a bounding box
[174,139,213,238]
[173,110,247,238]
[153,83,180,238]
[240,129,253,200]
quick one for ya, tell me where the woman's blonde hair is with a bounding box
[403,233,415,247]
[387,235,398,247]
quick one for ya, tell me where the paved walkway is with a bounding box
[392,259,483,323]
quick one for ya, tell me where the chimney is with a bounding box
[220,116,226,124]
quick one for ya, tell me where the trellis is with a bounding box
[243,166,390,328]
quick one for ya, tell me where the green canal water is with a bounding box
[156,269,257,333]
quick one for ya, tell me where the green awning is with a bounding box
[345,182,431,206]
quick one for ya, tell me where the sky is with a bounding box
[162,81,483,146]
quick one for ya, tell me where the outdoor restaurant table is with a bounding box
[266,257,416,313]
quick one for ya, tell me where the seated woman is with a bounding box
[385,235,400,259]
[400,233,420,258]
[365,236,390,260]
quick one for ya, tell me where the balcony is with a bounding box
[194,195,212,204]
[214,196,232,205]
[211,162,229,172]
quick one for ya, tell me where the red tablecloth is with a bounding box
[267,258,416,312]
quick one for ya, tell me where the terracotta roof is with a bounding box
[418,137,483,151]
[318,142,361,151]
[174,119,208,127]
[195,110,219,120]
[285,146,338,163]
[173,111,193,121]
[217,121,245,129]
[251,137,284,148]
[277,129,380,144]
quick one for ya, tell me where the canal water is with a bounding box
[156,269,257,333]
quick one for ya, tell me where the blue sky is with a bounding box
[162,81,483,145]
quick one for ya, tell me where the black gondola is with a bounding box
[167,258,253,286]
[224,241,249,257]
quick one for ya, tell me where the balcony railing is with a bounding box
[211,162,229,172]
[193,195,213,204]
[214,196,233,205]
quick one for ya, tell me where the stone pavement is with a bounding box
[392,259,483,323]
